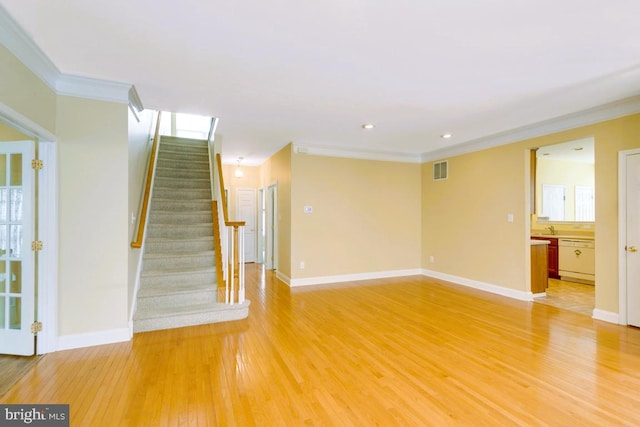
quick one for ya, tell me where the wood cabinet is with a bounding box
[531,242,549,293]
[531,237,559,279]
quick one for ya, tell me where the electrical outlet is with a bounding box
[429,256,435,263]
[300,261,305,269]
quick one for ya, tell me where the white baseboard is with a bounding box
[275,271,291,286]
[57,328,130,351]
[592,309,619,324]
[421,269,533,301]
[288,269,422,287]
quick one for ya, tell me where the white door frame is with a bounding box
[0,103,58,354]
[618,148,640,325]
[266,183,278,271]
[257,188,265,264]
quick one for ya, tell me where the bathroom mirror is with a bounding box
[535,137,595,223]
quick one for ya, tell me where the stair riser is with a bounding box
[156,159,209,171]
[156,168,210,180]
[160,140,208,150]
[153,188,211,200]
[136,290,217,311]
[144,239,214,253]
[151,199,211,211]
[144,254,215,271]
[154,178,210,189]
[133,303,249,333]
[158,151,209,162]
[147,225,213,239]
[149,212,213,225]
[140,270,216,287]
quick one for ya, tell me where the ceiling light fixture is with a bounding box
[235,157,244,178]
[362,124,375,129]
[440,133,452,139]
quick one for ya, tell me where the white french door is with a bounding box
[0,141,35,355]
[622,151,640,327]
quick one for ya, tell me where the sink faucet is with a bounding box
[546,225,556,235]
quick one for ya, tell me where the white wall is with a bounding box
[56,95,130,336]
[127,108,154,318]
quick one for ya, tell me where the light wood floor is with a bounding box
[2,265,640,425]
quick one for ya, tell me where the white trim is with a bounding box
[0,5,138,105]
[37,142,59,354]
[618,148,640,325]
[0,102,56,142]
[289,269,422,287]
[128,86,144,112]
[56,74,133,105]
[422,95,640,162]
[422,269,533,301]
[0,4,59,90]
[592,309,619,324]
[275,271,291,286]
[57,328,130,351]
[294,144,422,164]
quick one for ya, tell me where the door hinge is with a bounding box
[31,159,43,170]
[31,321,43,334]
[31,240,43,251]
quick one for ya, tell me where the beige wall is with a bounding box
[0,122,32,141]
[57,96,130,335]
[422,143,530,291]
[259,144,292,278]
[0,44,56,133]
[291,154,422,279]
[222,163,260,220]
[422,114,640,313]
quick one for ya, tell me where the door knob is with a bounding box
[627,246,638,253]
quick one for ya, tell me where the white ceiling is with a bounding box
[2,1,640,165]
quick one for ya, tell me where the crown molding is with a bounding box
[0,4,59,90]
[293,144,422,163]
[56,74,133,104]
[421,95,640,162]
[0,4,139,106]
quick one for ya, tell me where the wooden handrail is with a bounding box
[131,111,162,248]
[215,153,229,224]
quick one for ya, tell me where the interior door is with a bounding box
[542,184,566,221]
[0,141,35,355]
[625,152,640,327]
[236,188,256,263]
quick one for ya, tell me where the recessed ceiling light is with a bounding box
[440,133,452,139]
[362,124,375,129]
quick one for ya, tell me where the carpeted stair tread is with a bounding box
[138,282,213,298]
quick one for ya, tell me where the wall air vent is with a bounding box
[433,160,448,181]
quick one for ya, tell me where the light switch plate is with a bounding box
[304,206,313,213]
